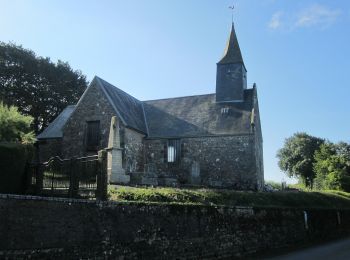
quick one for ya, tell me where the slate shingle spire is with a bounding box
[216,23,247,102]
[218,23,244,66]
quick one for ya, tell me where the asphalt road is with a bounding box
[268,237,350,260]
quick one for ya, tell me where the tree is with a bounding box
[0,102,35,144]
[0,42,88,134]
[277,132,324,189]
[314,142,350,191]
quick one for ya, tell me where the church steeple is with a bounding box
[218,23,244,66]
[216,23,247,103]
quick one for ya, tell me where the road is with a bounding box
[269,237,350,260]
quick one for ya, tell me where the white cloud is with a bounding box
[295,4,341,29]
[268,4,341,31]
[268,11,284,29]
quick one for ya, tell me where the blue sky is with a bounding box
[1,0,350,183]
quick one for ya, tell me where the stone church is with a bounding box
[37,24,264,190]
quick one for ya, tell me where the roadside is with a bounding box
[261,236,350,260]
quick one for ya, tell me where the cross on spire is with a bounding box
[229,4,234,24]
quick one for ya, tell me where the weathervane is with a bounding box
[229,4,234,24]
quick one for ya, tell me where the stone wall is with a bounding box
[62,82,117,158]
[252,87,264,189]
[58,81,145,174]
[0,195,350,259]
[123,127,145,173]
[144,134,259,190]
[38,138,62,161]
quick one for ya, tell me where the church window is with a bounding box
[221,107,230,115]
[167,139,181,163]
[86,121,100,151]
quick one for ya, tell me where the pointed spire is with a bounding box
[218,23,244,65]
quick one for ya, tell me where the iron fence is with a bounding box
[26,151,108,200]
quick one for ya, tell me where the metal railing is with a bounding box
[26,150,108,200]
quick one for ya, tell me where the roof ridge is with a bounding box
[141,102,149,135]
[95,76,128,126]
[143,93,215,102]
[95,76,142,104]
[95,76,148,134]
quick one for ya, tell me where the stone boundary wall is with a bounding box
[1,194,350,259]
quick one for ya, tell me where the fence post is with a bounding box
[97,149,108,201]
[69,157,79,198]
[23,162,32,194]
[35,163,43,195]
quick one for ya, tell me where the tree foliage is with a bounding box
[277,132,324,188]
[0,42,88,134]
[314,142,350,191]
[0,102,35,144]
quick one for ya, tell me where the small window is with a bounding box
[221,107,230,115]
[167,139,181,163]
[86,121,100,151]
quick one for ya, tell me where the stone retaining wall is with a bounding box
[0,194,350,259]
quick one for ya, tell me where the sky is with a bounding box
[1,0,350,183]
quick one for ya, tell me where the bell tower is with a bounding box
[216,23,247,102]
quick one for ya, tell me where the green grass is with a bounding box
[108,186,350,209]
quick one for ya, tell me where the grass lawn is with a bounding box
[108,186,350,209]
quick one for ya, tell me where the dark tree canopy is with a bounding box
[0,42,88,134]
[277,132,324,188]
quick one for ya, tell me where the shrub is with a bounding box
[314,142,350,192]
[265,180,282,190]
[0,142,34,194]
[0,102,35,144]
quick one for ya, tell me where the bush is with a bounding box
[0,142,34,194]
[265,180,282,190]
[0,102,35,143]
[314,142,350,192]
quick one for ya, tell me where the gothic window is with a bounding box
[86,121,100,151]
[167,139,181,164]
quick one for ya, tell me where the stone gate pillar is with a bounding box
[107,116,130,184]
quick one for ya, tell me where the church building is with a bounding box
[37,23,264,190]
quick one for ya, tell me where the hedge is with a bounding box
[0,143,34,194]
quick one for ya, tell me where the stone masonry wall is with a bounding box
[0,195,350,259]
[62,82,116,158]
[144,134,258,190]
[253,88,264,190]
[254,132,264,190]
[38,138,62,161]
[122,127,145,173]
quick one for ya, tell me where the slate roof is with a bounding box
[96,77,148,134]
[38,78,255,139]
[218,23,245,66]
[144,89,254,138]
[37,105,76,139]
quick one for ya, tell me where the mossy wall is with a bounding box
[0,195,350,259]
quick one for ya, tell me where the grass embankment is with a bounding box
[109,186,350,209]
